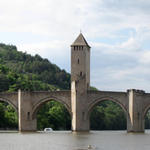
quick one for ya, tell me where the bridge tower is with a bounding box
[71,33,91,131]
[127,89,145,132]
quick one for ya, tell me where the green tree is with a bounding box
[0,101,18,129]
[90,101,126,130]
[37,101,71,130]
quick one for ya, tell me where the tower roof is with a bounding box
[71,33,91,48]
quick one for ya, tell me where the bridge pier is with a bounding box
[18,90,37,132]
[71,81,89,132]
[71,110,89,132]
[127,89,145,132]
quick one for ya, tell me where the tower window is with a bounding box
[82,112,85,120]
[74,46,77,50]
[74,46,84,50]
[78,59,79,64]
[78,46,83,50]
[81,46,83,50]
[27,112,30,120]
[87,83,89,88]
[80,72,82,76]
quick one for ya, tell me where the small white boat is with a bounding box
[44,128,53,132]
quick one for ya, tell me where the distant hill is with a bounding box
[0,43,70,92]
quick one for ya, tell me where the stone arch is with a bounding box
[87,96,127,119]
[143,104,150,120]
[142,104,150,130]
[31,96,71,119]
[0,97,18,112]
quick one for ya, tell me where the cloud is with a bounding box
[91,65,150,92]
[139,51,150,64]
[0,0,150,91]
[18,40,71,71]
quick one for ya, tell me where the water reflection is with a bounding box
[0,131,150,150]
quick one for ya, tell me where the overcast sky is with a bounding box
[0,0,150,92]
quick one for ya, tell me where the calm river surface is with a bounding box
[1,130,150,150]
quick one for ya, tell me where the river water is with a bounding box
[0,130,150,150]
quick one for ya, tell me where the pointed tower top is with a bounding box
[71,33,91,48]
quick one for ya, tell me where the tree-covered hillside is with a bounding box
[0,43,70,92]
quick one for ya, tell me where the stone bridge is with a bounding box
[1,89,150,132]
[0,90,71,131]
[1,33,150,132]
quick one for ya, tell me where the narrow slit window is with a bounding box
[82,112,85,120]
[87,83,89,88]
[27,112,30,120]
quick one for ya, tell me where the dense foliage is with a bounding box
[145,111,150,129]
[0,43,150,130]
[37,101,71,130]
[90,101,126,130]
[0,102,18,129]
[0,43,70,91]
